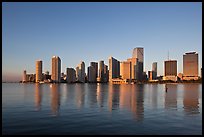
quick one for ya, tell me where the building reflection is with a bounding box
[151,84,158,109]
[108,84,120,112]
[87,84,97,108]
[96,83,107,108]
[50,84,60,116]
[183,84,199,115]
[35,83,42,111]
[120,84,144,121]
[75,84,85,108]
[164,84,177,109]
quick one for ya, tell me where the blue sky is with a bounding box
[2,2,202,82]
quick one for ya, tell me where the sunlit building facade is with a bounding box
[120,61,132,81]
[163,60,177,81]
[36,60,43,83]
[109,56,120,82]
[76,61,85,83]
[51,56,61,83]
[183,52,198,80]
[132,47,144,81]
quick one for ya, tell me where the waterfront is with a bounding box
[2,83,202,135]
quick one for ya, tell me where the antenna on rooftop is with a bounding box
[168,50,169,60]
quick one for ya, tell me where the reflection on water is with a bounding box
[108,84,120,112]
[2,83,202,135]
[35,84,42,111]
[183,84,199,115]
[75,84,85,109]
[50,84,60,116]
[120,84,144,121]
[165,84,177,110]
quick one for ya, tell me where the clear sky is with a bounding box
[2,2,202,82]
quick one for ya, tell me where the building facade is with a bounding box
[164,60,177,82]
[66,68,76,83]
[87,66,96,82]
[76,61,85,83]
[23,70,27,82]
[120,61,132,80]
[51,56,61,83]
[90,62,98,82]
[132,47,144,81]
[183,52,198,80]
[109,56,120,82]
[152,62,157,79]
[36,60,43,83]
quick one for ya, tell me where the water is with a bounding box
[2,83,202,135]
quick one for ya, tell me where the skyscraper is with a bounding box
[66,68,76,83]
[76,61,85,83]
[165,60,177,76]
[90,62,98,81]
[127,58,138,80]
[183,52,198,80]
[99,60,105,82]
[23,70,27,82]
[152,62,157,79]
[132,47,144,81]
[104,64,109,82]
[120,61,132,80]
[36,60,42,83]
[109,56,120,81]
[51,56,61,83]
[87,66,95,82]
[163,60,177,81]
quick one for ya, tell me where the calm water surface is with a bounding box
[2,83,202,135]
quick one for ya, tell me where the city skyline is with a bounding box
[2,2,202,82]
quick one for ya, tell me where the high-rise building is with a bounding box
[109,56,120,81]
[164,60,177,76]
[152,62,157,79]
[36,60,42,83]
[163,60,177,82]
[87,66,96,82]
[23,70,27,82]
[99,61,105,82]
[183,52,198,80]
[76,61,85,83]
[132,47,144,62]
[90,62,98,81]
[66,68,76,83]
[120,61,131,80]
[127,58,138,80]
[51,56,61,83]
[132,47,144,81]
[148,71,153,80]
[104,64,109,82]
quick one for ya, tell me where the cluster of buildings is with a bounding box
[22,48,201,84]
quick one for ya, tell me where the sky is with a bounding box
[2,2,202,82]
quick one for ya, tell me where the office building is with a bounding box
[51,56,61,83]
[90,62,98,81]
[163,60,177,81]
[120,61,131,80]
[132,47,144,81]
[87,66,96,82]
[183,52,199,80]
[99,60,105,82]
[104,64,109,82]
[76,61,85,83]
[109,56,120,81]
[66,68,76,83]
[23,70,27,82]
[127,58,138,80]
[36,60,43,83]
[152,62,157,79]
